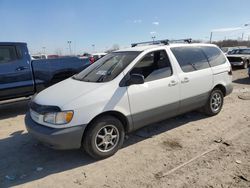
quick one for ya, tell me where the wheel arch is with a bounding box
[84,110,132,135]
[213,84,226,96]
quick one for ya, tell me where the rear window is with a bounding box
[201,46,227,67]
[0,46,18,63]
[171,47,210,72]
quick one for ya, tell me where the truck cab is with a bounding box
[0,42,34,100]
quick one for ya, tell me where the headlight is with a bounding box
[43,111,74,125]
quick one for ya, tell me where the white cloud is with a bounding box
[152,21,159,26]
[133,19,142,24]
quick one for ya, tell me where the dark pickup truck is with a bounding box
[0,42,90,101]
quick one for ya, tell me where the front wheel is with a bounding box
[82,115,125,159]
[203,89,224,116]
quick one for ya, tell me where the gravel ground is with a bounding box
[0,68,249,188]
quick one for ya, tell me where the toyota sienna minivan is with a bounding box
[25,39,233,159]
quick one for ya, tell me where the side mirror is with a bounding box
[126,74,144,86]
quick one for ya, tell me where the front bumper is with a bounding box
[25,113,86,150]
[230,61,244,66]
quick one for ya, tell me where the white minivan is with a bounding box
[25,40,233,159]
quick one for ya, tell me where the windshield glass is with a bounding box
[229,49,250,54]
[73,51,140,82]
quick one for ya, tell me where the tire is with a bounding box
[242,62,248,69]
[82,115,125,159]
[203,89,224,116]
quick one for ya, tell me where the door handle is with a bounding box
[181,77,189,83]
[168,80,178,87]
[16,66,29,71]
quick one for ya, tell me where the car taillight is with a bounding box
[89,57,95,64]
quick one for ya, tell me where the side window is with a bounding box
[240,49,250,54]
[201,46,227,67]
[0,46,18,64]
[130,50,172,82]
[16,45,23,59]
[171,47,210,73]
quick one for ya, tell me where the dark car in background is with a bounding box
[227,48,250,69]
[0,42,90,101]
[92,52,107,62]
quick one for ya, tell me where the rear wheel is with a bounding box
[203,89,224,116]
[82,115,125,159]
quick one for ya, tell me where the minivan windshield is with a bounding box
[73,51,140,82]
[228,49,250,55]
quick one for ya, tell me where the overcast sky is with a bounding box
[1,0,250,54]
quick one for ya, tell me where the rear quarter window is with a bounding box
[201,46,227,67]
[171,46,210,72]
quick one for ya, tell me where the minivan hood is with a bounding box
[34,78,104,108]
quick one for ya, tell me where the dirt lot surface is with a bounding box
[0,69,250,188]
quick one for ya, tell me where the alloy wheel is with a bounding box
[95,125,119,152]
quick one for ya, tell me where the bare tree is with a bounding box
[213,40,250,48]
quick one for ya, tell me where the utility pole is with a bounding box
[152,36,156,43]
[92,44,95,53]
[42,47,46,54]
[209,32,213,43]
[242,33,244,41]
[67,41,72,55]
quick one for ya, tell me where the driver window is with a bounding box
[130,50,172,82]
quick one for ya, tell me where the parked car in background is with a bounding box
[227,48,250,69]
[0,42,90,101]
[47,54,59,59]
[25,39,233,159]
[31,54,47,60]
[221,46,246,55]
[79,53,95,64]
[92,52,107,62]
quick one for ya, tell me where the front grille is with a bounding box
[227,56,242,62]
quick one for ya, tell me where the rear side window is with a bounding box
[201,46,227,67]
[171,47,210,72]
[0,46,18,64]
[130,50,172,82]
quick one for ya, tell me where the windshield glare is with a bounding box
[73,51,140,82]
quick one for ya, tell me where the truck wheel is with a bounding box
[82,115,125,159]
[203,89,224,116]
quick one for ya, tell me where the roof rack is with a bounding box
[131,38,192,47]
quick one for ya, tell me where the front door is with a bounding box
[127,50,180,129]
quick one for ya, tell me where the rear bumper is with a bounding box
[25,113,86,150]
[225,83,233,96]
